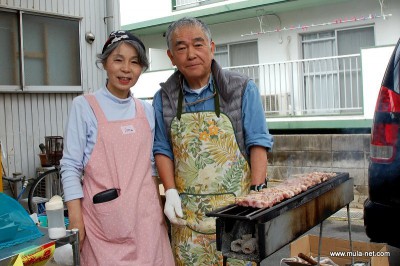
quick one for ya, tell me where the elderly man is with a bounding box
[153,17,274,265]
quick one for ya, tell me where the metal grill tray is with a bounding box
[206,172,349,222]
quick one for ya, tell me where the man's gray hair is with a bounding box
[165,17,212,50]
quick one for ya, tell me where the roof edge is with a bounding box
[122,0,288,30]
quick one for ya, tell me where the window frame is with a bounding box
[0,8,83,93]
[300,25,374,115]
[215,40,259,68]
[301,25,375,59]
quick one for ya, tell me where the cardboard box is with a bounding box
[290,235,389,266]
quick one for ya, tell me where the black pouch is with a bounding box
[93,188,119,204]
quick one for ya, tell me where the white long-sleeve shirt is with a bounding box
[60,87,155,202]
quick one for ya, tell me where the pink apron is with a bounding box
[80,95,174,266]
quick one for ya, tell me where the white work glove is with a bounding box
[164,188,186,226]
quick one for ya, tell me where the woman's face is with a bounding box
[103,43,143,99]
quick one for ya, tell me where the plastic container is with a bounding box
[45,195,66,239]
[38,215,69,228]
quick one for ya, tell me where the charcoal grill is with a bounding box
[206,172,354,264]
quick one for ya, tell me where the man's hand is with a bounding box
[164,189,186,226]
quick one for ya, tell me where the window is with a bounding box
[214,45,229,68]
[301,26,374,114]
[0,10,81,92]
[215,41,258,68]
[302,27,374,58]
[215,41,259,85]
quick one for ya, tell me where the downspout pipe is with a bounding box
[105,0,117,34]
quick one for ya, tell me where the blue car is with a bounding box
[364,37,400,248]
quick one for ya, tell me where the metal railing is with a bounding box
[226,54,362,117]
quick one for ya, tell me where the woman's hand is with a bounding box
[66,199,86,251]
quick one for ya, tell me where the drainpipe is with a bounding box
[105,0,116,34]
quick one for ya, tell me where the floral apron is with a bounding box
[170,86,253,266]
[81,95,174,266]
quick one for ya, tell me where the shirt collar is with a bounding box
[101,86,133,104]
[182,75,214,95]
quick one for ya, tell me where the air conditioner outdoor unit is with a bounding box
[262,93,290,116]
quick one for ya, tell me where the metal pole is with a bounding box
[317,221,324,266]
[71,228,80,266]
[346,205,354,266]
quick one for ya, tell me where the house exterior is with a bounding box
[122,0,400,207]
[0,0,121,188]
[122,0,399,129]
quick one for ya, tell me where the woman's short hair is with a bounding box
[97,31,149,72]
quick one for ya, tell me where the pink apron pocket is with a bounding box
[92,197,136,242]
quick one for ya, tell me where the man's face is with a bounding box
[167,25,215,89]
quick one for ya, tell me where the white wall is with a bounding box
[132,69,175,100]
[149,48,173,71]
[361,45,395,118]
[138,0,399,64]
[134,0,399,102]
[212,0,400,64]
[120,0,248,26]
[120,0,171,25]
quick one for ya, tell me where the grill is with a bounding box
[206,172,354,264]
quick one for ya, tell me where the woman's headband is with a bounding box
[102,30,145,54]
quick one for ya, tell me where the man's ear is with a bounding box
[210,41,215,57]
[167,49,176,66]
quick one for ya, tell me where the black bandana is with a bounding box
[102,30,145,54]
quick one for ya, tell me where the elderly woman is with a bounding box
[60,30,174,266]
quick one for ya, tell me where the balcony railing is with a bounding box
[225,54,362,117]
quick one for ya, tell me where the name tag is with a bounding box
[121,125,135,134]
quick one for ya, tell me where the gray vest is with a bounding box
[160,60,250,162]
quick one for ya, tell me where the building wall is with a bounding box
[137,0,400,67]
[0,0,120,187]
[268,134,370,208]
[230,0,400,64]
[134,0,399,114]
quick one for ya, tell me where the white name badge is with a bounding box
[121,125,135,134]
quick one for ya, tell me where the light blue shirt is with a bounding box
[60,87,155,202]
[153,76,273,160]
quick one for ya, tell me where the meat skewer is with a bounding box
[236,172,337,209]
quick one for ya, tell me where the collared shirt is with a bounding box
[60,87,155,202]
[153,75,273,160]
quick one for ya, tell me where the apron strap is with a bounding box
[177,77,220,119]
[85,95,108,123]
[214,79,220,117]
[177,86,184,120]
